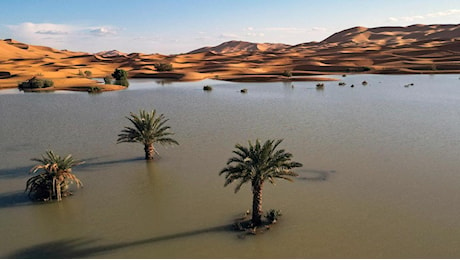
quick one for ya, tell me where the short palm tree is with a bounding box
[25,150,84,201]
[117,109,179,160]
[220,139,302,227]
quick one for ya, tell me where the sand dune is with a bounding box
[0,24,459,91]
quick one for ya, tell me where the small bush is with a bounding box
[154,63,173,72]
[265,209,282,223]
[18,77,54,89]
[88,86,102,93]
[115,78,129,87]
[281,70,292,77]
[203,85,213,91]
[103,76,113,84]
[111,69,129,87]
[84,70,92,78]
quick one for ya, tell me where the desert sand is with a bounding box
[1,24,459,92]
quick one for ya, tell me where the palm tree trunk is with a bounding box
[252,182,263,226]
[144,143,155,160]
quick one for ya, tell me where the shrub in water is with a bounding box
[265,209,282,224]
[103,76,113,84]
[282,70,292,77]
[112,69,129,87]
[18,77,54,89]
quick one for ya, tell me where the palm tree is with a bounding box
[25,150,84,201]
[219,139,302,227]
[117,109,179,160]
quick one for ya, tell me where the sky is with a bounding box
[1,0,459,54]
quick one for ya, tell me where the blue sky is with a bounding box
[1,0,459,54]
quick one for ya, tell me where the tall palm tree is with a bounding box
[117,109,179,160]
[26,150,84,201]
[220,139,302,227]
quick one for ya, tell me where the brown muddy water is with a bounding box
[1,74,460,258]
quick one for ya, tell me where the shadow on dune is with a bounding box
[5,224,231,258]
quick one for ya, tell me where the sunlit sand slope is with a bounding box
[1,24,459,90]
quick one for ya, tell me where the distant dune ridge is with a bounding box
[188,40,291,54]
[0,24,459,90]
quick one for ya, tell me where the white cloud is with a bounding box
[388,9,460,23]
[5,22,119,51]
[427,9,460,17]
[7,22,74,36]
[311,27,327,32]
[265,27,306,33]
[219,33,240,39]
[35,30,69,35]
[88,26,117,36]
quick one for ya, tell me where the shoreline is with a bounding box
[2,70,460,93]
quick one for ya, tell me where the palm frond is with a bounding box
[117,109,179,155]
[25,150,83,201]
[220,139,302,193]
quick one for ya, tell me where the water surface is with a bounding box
[1,74,460,258]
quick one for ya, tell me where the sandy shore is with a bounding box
[1,24,459,92]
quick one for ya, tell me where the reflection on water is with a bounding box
[1,75,460,258]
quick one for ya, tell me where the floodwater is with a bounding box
[1,74,460,258]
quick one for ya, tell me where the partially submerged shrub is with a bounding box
[154,63,173,72]
[88,86,102,93]
[203,85,213,91]
[281,70,292,77]
[18,77,54,89]
[25,150,84,201]
[103,76,113,84]
[112,68,129,87]
[265,209,282,224]
[240,88,248,93]
[316,83,324,88]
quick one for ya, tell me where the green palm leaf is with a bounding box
[26,150,84,201]
[117,109,179,160]
[220,139,302,226]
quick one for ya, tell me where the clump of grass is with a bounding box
[88,86,102,93]
[316,83,325,89]
[281,70,292,77]
[154,63,173,72]
[265,209,282,224]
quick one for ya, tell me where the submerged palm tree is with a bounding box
[220,139,302,226]
[26,150,84,201]
[117,109,179,160]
